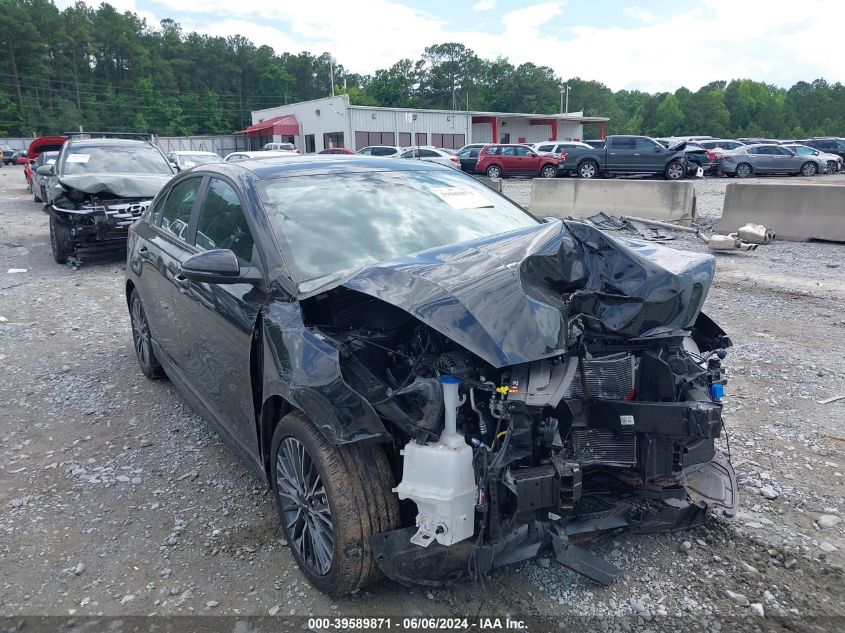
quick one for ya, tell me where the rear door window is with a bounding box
[610,137,635,150]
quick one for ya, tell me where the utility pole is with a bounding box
[330,64,335,97]
[565,83,569,115]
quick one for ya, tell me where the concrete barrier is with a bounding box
[718,182,845,242]
[474,175,503,192]
[527,179,696,225]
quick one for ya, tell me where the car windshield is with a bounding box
[63,144,172,175]
[179,153,219,167]
[258,169,538,281]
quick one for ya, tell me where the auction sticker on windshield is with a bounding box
[430,186,493,210]
[66,154,90,163]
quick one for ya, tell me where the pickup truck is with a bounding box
[561,135,689,180]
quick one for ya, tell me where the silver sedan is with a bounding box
[399,147,461,169]
[716,144,826,177]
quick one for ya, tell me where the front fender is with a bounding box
[260,298,389,444]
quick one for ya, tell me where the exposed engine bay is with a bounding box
[301,284,736,587]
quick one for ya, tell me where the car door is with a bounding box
[142,176,206,361]
[457,147,479,172]
[634,137,666,171]
[771,146,801,171]
[498,146,517,173]
[511,146,537,174]
[743,146,769,172]
[606,137,636,171]
[168,176,267,456]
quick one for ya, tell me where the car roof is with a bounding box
[172,150,218,155]
[197,155,450,180]
[482,143,534,147]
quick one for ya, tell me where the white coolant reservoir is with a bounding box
[394,375,477,548]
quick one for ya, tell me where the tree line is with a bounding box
[1,0,843,140]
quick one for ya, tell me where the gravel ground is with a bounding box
[1,164,843,632]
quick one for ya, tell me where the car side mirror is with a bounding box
[170,162,180,171]
[37,164,54,176]
[180,249,262,285]
[653,146,662,152]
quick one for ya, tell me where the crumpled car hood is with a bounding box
[58,173,172,198]
[300,220,715,368]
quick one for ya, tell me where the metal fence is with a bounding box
[0,138,33,152]
[1,135,252,157]
[155,135,251,156]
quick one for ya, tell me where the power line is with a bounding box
[0,70,333,100]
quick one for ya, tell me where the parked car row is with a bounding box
[455,136,700,180]
[654,136,845,177]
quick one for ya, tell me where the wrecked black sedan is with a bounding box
[41,136,174,263]
[125,156,737,594]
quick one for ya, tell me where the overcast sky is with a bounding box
[58,0,841,93]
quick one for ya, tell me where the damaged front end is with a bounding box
[295,220,737,587]
[48,173,170,262]
[50,194,152,255]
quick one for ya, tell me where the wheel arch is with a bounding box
[125,279,136,310]
[258,393,294,482]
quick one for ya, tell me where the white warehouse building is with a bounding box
[240,95,609,153]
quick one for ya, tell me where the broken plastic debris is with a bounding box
[7,268,27,273]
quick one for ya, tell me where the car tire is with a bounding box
[271,410,400,595]
[486,165,502,178]
[129,288,165,379]
[49,215,75,264]
[540,164,557,178]
[735,163,752,178]
[800,161,818,176]
[33,183,42,202]
[578,160,599,179]
[664,160,685,180]
[827,161,838,174]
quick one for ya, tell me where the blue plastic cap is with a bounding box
[711,383,725,401]
[440,375,461,385]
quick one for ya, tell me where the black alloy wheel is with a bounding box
[129,289,165,379]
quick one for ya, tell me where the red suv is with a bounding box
[474,144,562,178]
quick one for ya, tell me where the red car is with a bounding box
[318,147,355,155]
[474,144,562,179]
[24,135,68,189]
